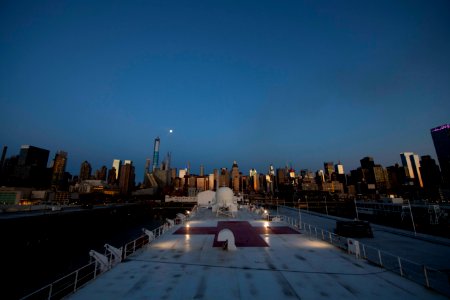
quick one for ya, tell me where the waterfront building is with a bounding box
[51,151,68,188]
[18,145,49,168]
[249,168,259,192]
[119,161,135,195]
[208,173,215,190]
[179,168,187,179]
[373,164,390,193]
[154,169,172,187]
[107,167,117,185]
[196,177,207,191]
[276,168,286,187]
[431,124,450,187]
[152,137,160,171]
[335,162,347,186]
[187,176,196,188]
[112,159,121,180]
[420,155,442,200]
[219,168,230,188]
[14,145,50,187]
[360,156,375,170]
[324,162,334,181]
[400,152,423,188]
[79,161,92,181]
[231,161,240,193]
[386,164,409,195]
[95,166,107,181]
[316,170,325,183]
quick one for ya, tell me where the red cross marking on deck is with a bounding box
[173,221,299,247]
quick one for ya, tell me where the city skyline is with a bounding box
[1,1,449,177]
[0,128,445,180]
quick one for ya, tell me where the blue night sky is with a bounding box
[1,0,449,180]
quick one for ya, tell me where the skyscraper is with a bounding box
[400,152,423,187]
[119,160,135,195]
[95,166,107,181]
[420,155,441,200]
[107,167,117,185]
[18,145,49,168]
[231,161,240,193]
[152,137,160,171]
[15,145,50,187]
[79,161,92,181]
[431,124,450,187]
[324,162,334,181]
[335,162,347,186]
[112,159,121,180]
[51,151,68,187]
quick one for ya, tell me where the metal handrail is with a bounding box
[275,213,450,297]
[20,213,191,300]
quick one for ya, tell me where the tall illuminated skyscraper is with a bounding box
[112,159,121,180]
[152,137,160,171]
[431,124,450,186]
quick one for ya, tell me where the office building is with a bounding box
[119,161,135,195]
[152,137,160,171]
[400,152,423,187]
[51,151,68,187]
[324,162,334,181]
[334,162,347,186]
[431,124,450,186]
[107,167,118,185]
[13,145,50,187]
[231,161,240,193]
[249,168,259,191]
[95,166,107,181]
[112,159,121,180]
[219,168,230,188]
[18,145,49,168]
[79,161,92,181]
[420,155,441,200]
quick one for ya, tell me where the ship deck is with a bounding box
[70,207,445,299]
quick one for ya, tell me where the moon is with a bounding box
[169,129,173,133]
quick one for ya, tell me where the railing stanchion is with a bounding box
[424,266,430,287]
[398,257,403,277]
[378,250,383,267]
[74,270,79,292]
[48,284,53,300]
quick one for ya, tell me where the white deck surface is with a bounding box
[274,205,450,271]
[70,207,445,299]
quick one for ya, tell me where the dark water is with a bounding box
[0,204,182,299]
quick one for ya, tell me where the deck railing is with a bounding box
[20,212,192,300]
[278,214,450,297]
